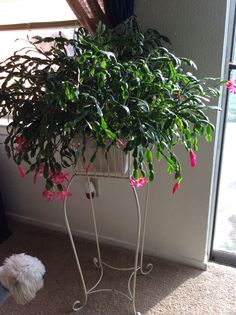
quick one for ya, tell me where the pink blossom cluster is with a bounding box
[42,188,72,202]
[17,138,199,198]
[51,171,70,185]
[226,79,236,94]
[130,176,148,189]
[14,136,28,153]
[42,168,71,201]
[18,163,71,202]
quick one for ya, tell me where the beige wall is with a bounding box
[0,0,227,269]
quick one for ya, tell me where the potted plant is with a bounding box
[0,23,221,200]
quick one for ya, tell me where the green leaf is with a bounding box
[57,184,63,191]
[5,144,11,158]
[100,117,116,140]
[133,158,138,169]
[106,129,116,140]
[46,179,53,191]
[167,164,174,174]
[100,59,107,69]
[145,149,153,163]
[121,82,129,100]
[54,163,62,171]
[90,150,97,163]
[43,163,49,178]
[133,169,139,180]
[101,116,108,130]
[149,170,154,181]
[32,35,43,43]
[205,133,212,142]
[156,150,162,161]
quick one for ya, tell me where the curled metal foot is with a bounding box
[140,263,153,275]
[93,257,101,268]
[73,300,85,311]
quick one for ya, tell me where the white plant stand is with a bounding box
[63,147,153,315]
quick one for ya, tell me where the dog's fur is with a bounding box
[0,253,45,304]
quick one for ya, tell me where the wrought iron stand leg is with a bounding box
[87,176,103,269]
[63,175,88,311]
[131,187,142,315]
[140,183,153,275]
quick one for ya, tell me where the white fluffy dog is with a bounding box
[0,253,45,304]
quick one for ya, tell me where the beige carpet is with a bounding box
[0,221,236,315]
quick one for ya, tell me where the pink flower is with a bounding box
[51,171,69,185]
[39,163,44,174]
[15,136,26,144]
[172,182,181,194]
[14,136,28,153]
[173,93,184,103]
[55,188,72,201]
[130,176,148,189]
[117,139,126,150]
[42,189,54,201]
[18,166,26,177]
[189,149,197,168]
[86,163,91,174]
[226,79,236,94]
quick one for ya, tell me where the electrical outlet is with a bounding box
[90,177,100,197]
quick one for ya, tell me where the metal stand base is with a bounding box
[63,175,153,315]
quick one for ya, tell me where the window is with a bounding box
[210,0,236,267]
[0,0,76,25]
[0,0,77,59]
[0,0,77,127]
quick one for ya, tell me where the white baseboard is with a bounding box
[6,212,207,270]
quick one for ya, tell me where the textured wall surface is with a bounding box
[0,0,228,269]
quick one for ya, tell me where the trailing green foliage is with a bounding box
[0,24,221,188]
